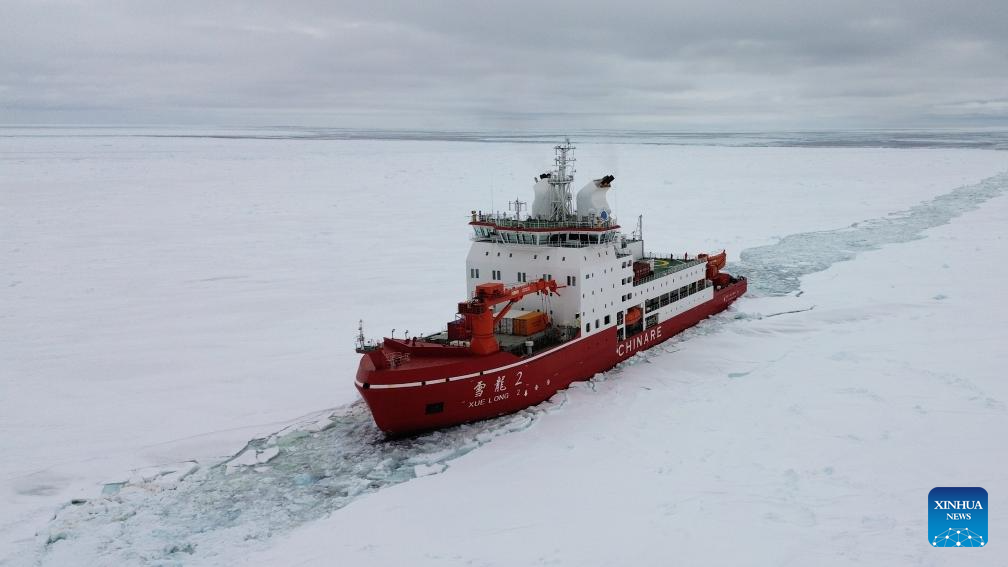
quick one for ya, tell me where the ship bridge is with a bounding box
[469,213,621,247]
[468,137,627,248]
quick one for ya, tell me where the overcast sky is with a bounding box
[2,0,1006,130]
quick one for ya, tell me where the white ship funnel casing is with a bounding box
[575,176,613,220]
[530,176,553,219]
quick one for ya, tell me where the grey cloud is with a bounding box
[1,0,1006,129]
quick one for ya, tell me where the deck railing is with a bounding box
[633,258,706,286]
[471,213,619,231]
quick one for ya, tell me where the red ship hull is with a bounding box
[356,278,747,435]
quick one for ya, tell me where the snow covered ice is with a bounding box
[2,129,1007,565]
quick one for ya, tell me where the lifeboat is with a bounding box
[625,306,643,326]
[706,250,727,270]
[705,250,728,280]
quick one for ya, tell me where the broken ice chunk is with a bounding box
[225,446,280,473]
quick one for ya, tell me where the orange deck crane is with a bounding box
[455,279,563,355]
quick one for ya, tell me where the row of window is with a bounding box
[475,230,618,246]
[482,250,615,262]
[584,314,613,334]
[586,277,703,335]
[488,251,571,260]
[467,268,574,286]
[644,280,706,312]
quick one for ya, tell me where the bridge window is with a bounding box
[585,323,591,333]
[604,315,611,325]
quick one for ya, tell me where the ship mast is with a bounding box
[548,137,576,221]
[508,196,527,220]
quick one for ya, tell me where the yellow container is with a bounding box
[513,312,547,336]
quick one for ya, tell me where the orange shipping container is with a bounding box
[513,312,548,336]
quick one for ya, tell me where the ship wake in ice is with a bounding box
[735,172,1008,296]
[30,171,1008,566]
[34,400,567,565]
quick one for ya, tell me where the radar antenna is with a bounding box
[508,196,527,220]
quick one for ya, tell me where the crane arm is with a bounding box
[492,279,562,324]
[466,279,563,325]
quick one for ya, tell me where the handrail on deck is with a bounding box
[471,213,619,231]
[633,257,705,286]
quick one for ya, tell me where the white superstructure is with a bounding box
[466,140,713,344]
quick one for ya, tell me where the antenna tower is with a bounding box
[509,196,527,220]
[548,138,576,221]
